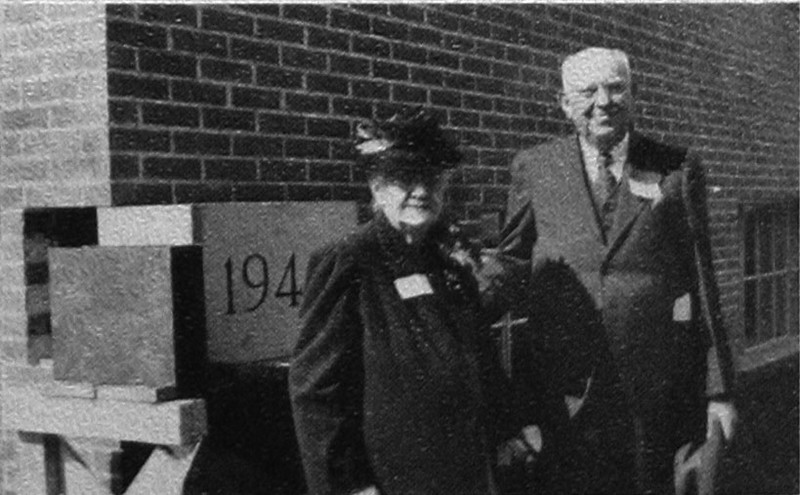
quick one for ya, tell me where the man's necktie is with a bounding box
[598,152,618,233]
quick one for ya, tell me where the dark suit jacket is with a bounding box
[492,132,735,475]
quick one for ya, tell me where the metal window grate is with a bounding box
[741,200,799,346]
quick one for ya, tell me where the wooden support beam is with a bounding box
[125,441,201,495]
[61,438,117,495]
[3,386,206,446]
[16,432,48,495]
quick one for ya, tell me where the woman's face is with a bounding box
[370,173,446,238]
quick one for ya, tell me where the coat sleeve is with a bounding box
[682,152,736,399]
[477,150,571,444]
[478,151,538,320]
[288,244,374,495]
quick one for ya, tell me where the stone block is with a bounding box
[5,157,50,182]
[45,3,104,23]
[0,287,27,325]
[1,362,53,386]
[0,262,25,289]
[98,205,194,246]
[0,312,28,347]
[49,101,107,129]
[96,384,177,403]
[50,245,206,392]
[0,240,24,266]
[3,3,47,25]
[80,182,111,206]
[98,202,358,362]
[1,209,25,237]
[15,433,47,495]
[2,28,21,52]
[0,186,24,209]
[1,81,21,109]
[2,132,22,156]
[25,183,89,207]
[0,338,29,363]
[22,128,83,157]
[43,380,96,399]
[48,45,107,74]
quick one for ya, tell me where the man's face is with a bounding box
[560,53,633,150]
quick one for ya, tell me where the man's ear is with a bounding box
[558,90,571,117]
[369,181,380,195]
[368,177,384,196]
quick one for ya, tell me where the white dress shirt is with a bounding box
[580,133,629,184]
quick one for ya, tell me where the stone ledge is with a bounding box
[2,386,206,446]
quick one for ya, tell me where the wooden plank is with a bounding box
[61,438,112,495]
[16,432,48,495]
[125,441,201,495]
[43,380,96,399]
[3,386,206,446]
[95,385,177,403]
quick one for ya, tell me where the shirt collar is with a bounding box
[580,132,629,182]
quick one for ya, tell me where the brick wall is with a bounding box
[0,3,797,493]
[105,3,799,357]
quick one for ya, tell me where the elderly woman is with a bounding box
[289,110,532,495]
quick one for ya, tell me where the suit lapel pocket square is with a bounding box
[628,172,664,206]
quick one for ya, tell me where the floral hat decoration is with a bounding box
[355,108,462,180]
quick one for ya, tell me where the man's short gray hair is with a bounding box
[561,47,631,88]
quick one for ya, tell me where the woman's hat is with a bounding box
[355,108,461,180]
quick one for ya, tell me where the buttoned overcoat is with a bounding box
[494,132,735,493]
[290,215,519,495]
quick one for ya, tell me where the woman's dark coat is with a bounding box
[289,215,517,495]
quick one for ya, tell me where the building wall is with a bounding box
[105,3,799,358]
[0,3,111,493]
[0,3,797,494]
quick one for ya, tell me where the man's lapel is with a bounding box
[558,136,605,245]
[604,132,650,262]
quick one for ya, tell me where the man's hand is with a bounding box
[351,486,380,495]
[707,401,737,441]
[497,425,543,467]
[521,425,543,453]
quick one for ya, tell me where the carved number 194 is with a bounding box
[224,253,302,315]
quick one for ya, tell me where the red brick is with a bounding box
[140,4,197,26]
[201,8,254,36]
[331,8,370,32]
[256,18,303,43]
[107,20,167,49]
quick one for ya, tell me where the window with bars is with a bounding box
[742,200,799,346]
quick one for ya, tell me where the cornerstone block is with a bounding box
[98,202,357,363]
[50,246,205,392]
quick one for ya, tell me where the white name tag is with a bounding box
[394,274,434,300]
[673,293,692,322]
[629,177,663,204]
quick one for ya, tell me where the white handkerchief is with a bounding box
[673,293,692,322]
[629,177,664,205]
[394,274,434,299]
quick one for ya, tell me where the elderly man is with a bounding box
[491,47,738,494]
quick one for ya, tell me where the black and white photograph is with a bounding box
[0,2,797,494]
